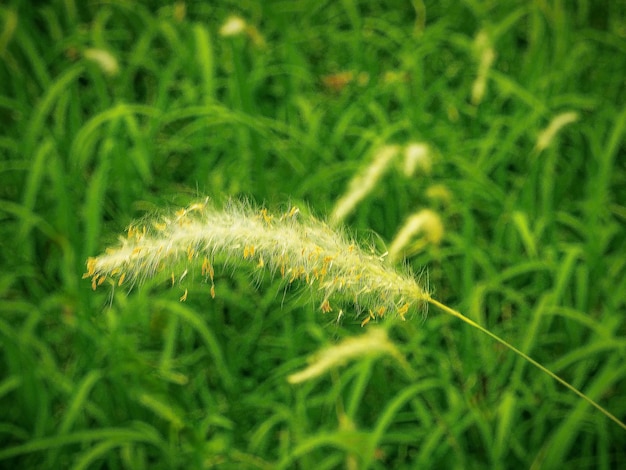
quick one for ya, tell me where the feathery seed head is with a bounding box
[287,327,410,384]
[535,111,579,152]
[471,30,495,105]
[219,16,247,37]
[388,209,444,263]
[329,145,399,225]
[403,143,432,177]
[85,200,430,322]
[84,48,119,76]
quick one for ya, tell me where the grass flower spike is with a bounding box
[219,16,247,37]
[85,199,430,322]
[85,199,626,432]
[535,111,579,152]
[83,48,119,76]
[287,327,410,384]
[329,145,399,225]
[471,30,495,105]
[403,142,432,177]
[387,209,444,263]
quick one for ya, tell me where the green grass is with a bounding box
[2,0,626,468]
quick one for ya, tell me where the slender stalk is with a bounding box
[428,298,626,431]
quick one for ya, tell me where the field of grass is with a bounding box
[2,1,626,468]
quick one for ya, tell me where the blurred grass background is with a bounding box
[1,0,626,468]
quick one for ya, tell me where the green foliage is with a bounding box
[1,0,625,468]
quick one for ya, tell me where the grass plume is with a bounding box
[329,145,399,225]
[85,199,429,322]
[287,327,410,384]
[86,200,626,432]
[387,209,443,264]
[535,111,579,152]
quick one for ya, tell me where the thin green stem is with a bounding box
[427,298,626,431]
